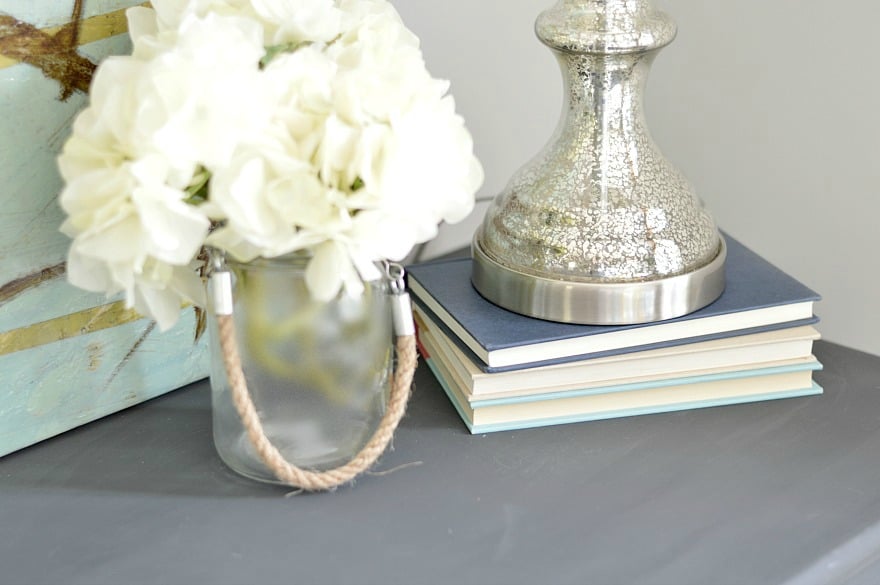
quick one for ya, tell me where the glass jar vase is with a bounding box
[207,254,394,485]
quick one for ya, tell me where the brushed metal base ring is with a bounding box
[471,235,727,325]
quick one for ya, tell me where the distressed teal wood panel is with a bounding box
[0,1,209,457]
[0,312,208,456]
[0,62,99,328]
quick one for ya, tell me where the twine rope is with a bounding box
[216,313,418,491]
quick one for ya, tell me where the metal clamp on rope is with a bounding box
[208,252,234,317]
[211,270,234,316]
[385,262,415,337]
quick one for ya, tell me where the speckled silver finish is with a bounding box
[473,0,725,324]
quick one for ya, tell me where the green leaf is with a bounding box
[184,169,211,206]
[260,42,306,68]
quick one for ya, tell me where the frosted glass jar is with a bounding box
[207,255,393,484]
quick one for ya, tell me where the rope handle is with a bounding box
[213,265,418,492]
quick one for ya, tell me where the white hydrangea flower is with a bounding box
[251,0,342,45]
[59,0,484,326]
[206,134,341,260]
[305,240,366,301]
[59,156,210,331]
[328,3,437,125]
[377,95,483,233]
[148,0,342,46]
[142,13,272,170]
[148,0,258,33]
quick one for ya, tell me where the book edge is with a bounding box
[421,335,824,434]
[418,304,821,393]
[406,235,822,368]
[468,358,823,407]
[468,382,824,434]
[414,299,820,372]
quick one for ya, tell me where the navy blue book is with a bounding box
[407,235,820,371]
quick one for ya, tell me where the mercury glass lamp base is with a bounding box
[471,235,727,326]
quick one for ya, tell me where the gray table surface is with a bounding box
[2,340,880,585]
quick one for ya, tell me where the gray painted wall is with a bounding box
[397,0,880,357]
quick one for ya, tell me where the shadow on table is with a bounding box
[0,381,290,498]
[0,365,465,498]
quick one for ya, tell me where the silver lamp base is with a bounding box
[471,0,727,325]
[472,233,727,325]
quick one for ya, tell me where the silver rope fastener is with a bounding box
[385,262,415,337]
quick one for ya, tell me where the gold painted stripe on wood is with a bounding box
[0,301,143,356]
[0,5,140,70]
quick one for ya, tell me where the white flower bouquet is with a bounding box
[58,0,483,330]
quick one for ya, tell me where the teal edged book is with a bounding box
[407,235,820,371]
[418,325,824,434]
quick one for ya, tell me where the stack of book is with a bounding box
[408,235,822,434]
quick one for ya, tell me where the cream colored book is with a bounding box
[416,308,820,399]
[418,328,823,434]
